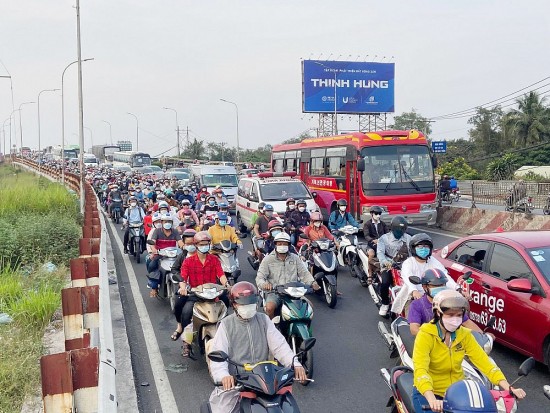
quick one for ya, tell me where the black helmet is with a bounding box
[390,216,408,232]
[409,233,433,255]
[420,268,447,286]
[258,202,266,210]
[337,199,348,207]
[369,205,383,214]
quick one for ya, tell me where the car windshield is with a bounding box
[149,166,162,171]
[360,145,435,196]
[202,174,238,187]
[527,247,550,285]
[260,181,311,201]
[169,172,189,179]
[136,167,153,173]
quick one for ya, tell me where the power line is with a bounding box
[467,140,550,164]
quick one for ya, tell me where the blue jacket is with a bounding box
[328,211,359,231]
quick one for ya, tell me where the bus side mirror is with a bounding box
[357,159,365,172]
[432,155,438,169]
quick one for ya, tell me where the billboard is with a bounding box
[302,60,395,114]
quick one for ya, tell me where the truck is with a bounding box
[189,164,239,211]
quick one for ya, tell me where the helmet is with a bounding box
[263,204,274,212]
[182,229,197,238]
[152,212,162,222]
[268,220,284,231]
[258,202,266,209]
[419,268,448,286]
[128,196,137,202]
[193,231,212,243]
[230,281,258,305]
[296,199,307,206]
[337,199,348,207]
[157,194,166,200]
[273,232,291,243]
[433,290,469,314]
[207,195,216,201]
[310,211,323,221]
[218,202,228,209]
[160,213,173,222]
[286,198,295,205]
[158,201,169,210]
[369,205,383,214]
[409,233,433,256]
[444,380,497,413]
[181,199,191,205]
[217,212,228,221]
[390,216,408,232]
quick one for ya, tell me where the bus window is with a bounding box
[310,157,325,176]
[286,158,297,172]
[273,159,284,173]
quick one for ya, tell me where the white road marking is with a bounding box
[105,216,179,413]
[409,226,461,239]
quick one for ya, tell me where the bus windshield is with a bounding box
[360,145,435,196]
[133,154,151,166]
[202,174,238,187]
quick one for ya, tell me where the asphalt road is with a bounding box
[107,220,550,412]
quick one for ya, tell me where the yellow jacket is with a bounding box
[208,224,241,246]
[413,322,506,396]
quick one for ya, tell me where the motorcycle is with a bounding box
[261,282,315,384]
[543,194,550,215]
[440,190,452,204]
[127,222,144,263]
[451,187,461,202]
[111,199,123,224]
[201,338,316,413]
[212,240,242,285]
[505,189,532,213]
[247,233,268,271]
[299,234,338,308]
[381,355,534,413]
[157,246,183,312]
[185,283,228,376]
[334,225,359,275]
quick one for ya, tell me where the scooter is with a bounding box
[261,282,315,384]
[111,199,123,224]
[247,233,268,271]
[300,235,338,308]
[212,240,242,285]
[184,283,228,376]
[368,245,408,314]
[543,194,550,215]
[201,338,316,413]
[127,222,144,263]
[157,246,183,312]
[334,225,359,274]
[451,187,461,202]
[505,189,533,213]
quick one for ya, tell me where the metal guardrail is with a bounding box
[12,158,117,412]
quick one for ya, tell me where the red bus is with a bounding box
[271,129,437,225]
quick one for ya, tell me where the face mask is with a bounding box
[163,222,172,230]
[130,202,137,207]
[183,191,189,195]
[219,220,227,226]
[415,246,431,259]
[154,222,162,229]
[276,245,289,254]
[298,207,305,212]
[156,191,161,195]
[185,245,197,253]
[442,315,463,332]
[372,213,380,221]
[339,206,347,212]
[209,201,215,206]
[314,222,321,228]
[258,209,264,214]
[237,303,257,320]
[392,230,403,239]
[202,188,207,192]
[288,204,296,210]
[129,192,135,196]
[428,286,447,298]
[265,211,273,217]
[160,209,168,214]
[198,245,210,254]
[136,189,141,192]
[271,230,282,237]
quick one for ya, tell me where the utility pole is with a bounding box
[176,126,181,157]
[186,126,189,148]
[220,142,226,162]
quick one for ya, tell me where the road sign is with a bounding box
[432,141,447,153]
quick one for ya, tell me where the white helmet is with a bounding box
[160,213,173,222]
[158,201,169,209]
[273,232,291,243]
[152,212,162,222]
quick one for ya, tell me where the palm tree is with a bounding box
[505,91,550,147]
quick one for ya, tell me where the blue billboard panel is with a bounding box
[431,141,447,153]
[302,60,395,114]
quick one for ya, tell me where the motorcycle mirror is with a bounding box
[146,240,155,245]
[517,357,536,377]
[208,351,229,363]
[238,232,248,239]
[462,271,473,282]
[299,337,316,353]
[299,233,309,240]
[544,385,550,400]
[232,269,242,280]
[409,276,421,285]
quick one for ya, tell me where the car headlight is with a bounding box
[420,203,436,211]
[362,205,388,215]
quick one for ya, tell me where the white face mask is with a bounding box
[154,222,162,229]
[276,245,289,254]
[237,304,257,320]
[130,202,137,207]
[339,206,347,212]
[298,206,305,212]
[442,315,462,332]
[314,222,322,228]
[163,222,172,230]
[288,204,296,210]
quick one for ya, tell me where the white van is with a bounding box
[236,173,318,230]
[83,153,98,167]
[189,164,239,210]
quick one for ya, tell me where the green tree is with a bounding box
[180,138,206,160]
[505,91,550,147]
[485,153,520,181]
[468,106,503,154]
[390,109,433,136]
[436,157,481,180]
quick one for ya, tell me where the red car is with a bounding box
[435,231,550,367]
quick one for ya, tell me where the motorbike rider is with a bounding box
[328,199,359,232]
[180,187,195,206]
[177,199,199,225]
[107,184,123,217]
[289,199,310,245]
[439,175,451,198]
[201,195,219,215]
[391,233,459,316]
[178,231,231,357]
[376,216,411,316]
[253,204,275,239]
[449,176,458,191]
[250,201,266,229]
[303,211,336,244]
[255,232,320,319]
[212,186,228,206]
[412,290,525,412]
[408,268,484,336]
[362,205,388,281]
[122,196,146,255]
[207,212,243,248]
[208,281,307,413]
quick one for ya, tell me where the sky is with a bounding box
[1,0,549,157]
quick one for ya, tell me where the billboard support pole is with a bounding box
[318,114,336,137]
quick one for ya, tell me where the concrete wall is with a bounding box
[436,206,550,235]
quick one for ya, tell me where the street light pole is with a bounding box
[162,107,179,157]
[219,98,240,163]
[18,101,36,152]
[61,57,93,185]
[38,88,59,158]
[0,73,16,159]
[101,120,112,144]
[2,118,10,156]
[75,0,86,215]
[127,112,138,151]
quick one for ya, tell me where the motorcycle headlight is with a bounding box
[420,203,436,211]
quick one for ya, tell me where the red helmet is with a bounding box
[230,281,258,305]
[193,231,211,243]
[286,197,295,205]
[182,229,197,238]
[268,220,284,230]
[310,211,323,221]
